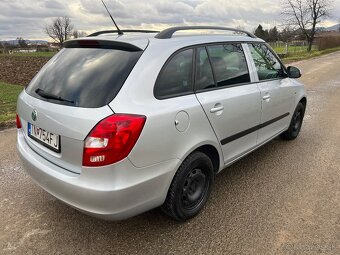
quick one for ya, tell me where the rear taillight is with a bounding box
[83,114,146,167]
[16,113,22,129]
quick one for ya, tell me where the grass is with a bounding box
[1,52,56,58]
[282,46,340,63]
[0,82,23,123]
[269,43,340,63]
[272,45,317,54]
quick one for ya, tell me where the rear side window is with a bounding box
[26,48,142,108]
[207,44,250,87]
[154,49,193,99]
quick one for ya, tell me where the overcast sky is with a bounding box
[0,0,339,40]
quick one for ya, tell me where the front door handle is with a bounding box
[210,105,224,113]
[262,94,271,100]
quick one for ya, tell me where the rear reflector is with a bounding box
[83,114,146,167]
[16,113,22,129]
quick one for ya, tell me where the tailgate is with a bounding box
[17,91,113,174]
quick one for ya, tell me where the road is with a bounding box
[1,52,339,255]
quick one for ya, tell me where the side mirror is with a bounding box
[287,66,302,78]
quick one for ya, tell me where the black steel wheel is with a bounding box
[161,151,214,221]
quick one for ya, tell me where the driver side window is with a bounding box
[248,43,285,81]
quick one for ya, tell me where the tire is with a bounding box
[281,102,305,140]
[161,151,214,221]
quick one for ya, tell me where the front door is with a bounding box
[247,43,294,144]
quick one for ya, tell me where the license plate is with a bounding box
[28,123,60,153]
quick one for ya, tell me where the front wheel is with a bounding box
[281,102,305,140]
[161,151,214,221]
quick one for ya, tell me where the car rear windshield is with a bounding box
[26,48,143,108]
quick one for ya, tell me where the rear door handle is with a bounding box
[210,105,224,113]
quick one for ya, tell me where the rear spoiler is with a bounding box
[63,39,143,52]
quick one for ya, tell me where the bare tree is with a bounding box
[45,16,74,48]
[282,0,332,51]
[72,30,87,39]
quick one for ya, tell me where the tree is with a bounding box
[0,42,5,53]
[279,27,291,42]
[45,16,74,48]
[282,0,332,51]
[254,25,269,40]
[16,37,27,48]
[268,26,279,42]
[72,30,87,39]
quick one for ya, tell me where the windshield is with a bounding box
[26,48,142,108]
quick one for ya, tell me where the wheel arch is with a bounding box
[299,96,307,109]
[181,143,222,174]
[195,145,220,174]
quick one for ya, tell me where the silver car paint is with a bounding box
[196,83,262,164]
[17,33,307,220]
[17,130,180,220]
[17,91,114,174]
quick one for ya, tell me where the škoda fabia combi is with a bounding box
[16,26,306,221]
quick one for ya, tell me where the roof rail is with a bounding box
[88,30,159,37]
[155,26,256,39]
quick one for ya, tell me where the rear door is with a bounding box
[246,43,294,144]
[194,44,262,164]
[17,40,145,173]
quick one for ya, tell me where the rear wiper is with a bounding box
[35,88,74,104]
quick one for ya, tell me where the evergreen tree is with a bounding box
[268,26,279,42]
[254,25,269,40]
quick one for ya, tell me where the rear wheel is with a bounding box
[281,102,305,140]
[161,151,214,221]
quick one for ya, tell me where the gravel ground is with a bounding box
[0,52,339,254]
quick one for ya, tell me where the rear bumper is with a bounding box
[17,130,179,220]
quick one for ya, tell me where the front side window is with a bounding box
[206,44,250,88]
[154,49,193,99]
[248,43,285,81]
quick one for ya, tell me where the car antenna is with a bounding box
[100,0,123,35]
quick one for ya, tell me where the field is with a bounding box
[271,45,318,54]
[0,54,51,129]
[281,46,340,62]
[0,54,50,86]
[9,52,56,57]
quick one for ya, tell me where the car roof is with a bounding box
[72,26,265,51]
[91,32,264,50]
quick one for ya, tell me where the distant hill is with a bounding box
[326,24,340,31]
[317,24,340,32]
[0,39,48,46]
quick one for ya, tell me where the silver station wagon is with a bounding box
[16,26,306,221]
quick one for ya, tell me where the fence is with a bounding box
[0,46,57,54]
[269,41,317,57]
[315,36,340,50]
